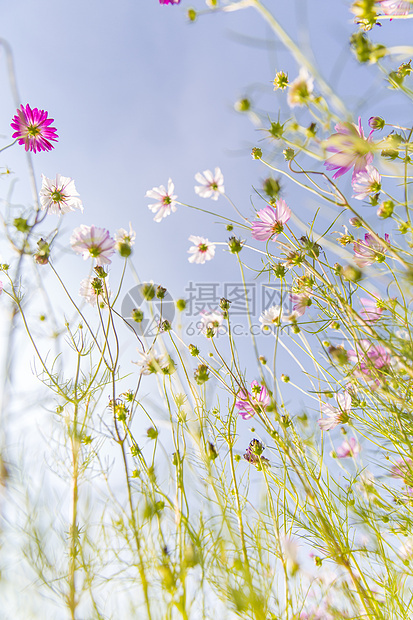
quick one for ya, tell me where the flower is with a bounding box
[199,310,223,336]
[145,179,177,222]
[352,165,381,200]
[159,0,181,3]
[290,292,312,316]
[376,0,411,15]
[194,167,225,200]
[188,235,216,264]
[259,304,297,328]
[243,438,270,467]
[318,391,351,431]
[324,118,374,180]
[359,296,383,322]
[11,104,58,153]
[236,380,270,420]
[287,68,314,107]
[115,223,136,257]
[335,437,360,458]
[348,339,391,380]
[353,232,389,267]
[133,350,171,374]
[79,276,110,307]
[70,225,116,265]
[251,199,291,242]
[39,174,83,214]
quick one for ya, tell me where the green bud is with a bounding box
[263,177,281,199]
[251,147,262,159]
[228,236,243,254]
[273,263,287,278]
[187,8,196,21]
[377,200,394,218]
[142,283,156,300]
[176,298,186,311]
[194,364,209,385]
[273,70,288,90]
[13,217,31,233]
[235,98,251,112]
[342,265,362,282]
[189,344,199,356]
[156,285,167,299]
[132,308,144,323]
[283,148,295,161]
[147,427,158,440]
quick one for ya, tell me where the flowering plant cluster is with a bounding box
[2,1,413,619]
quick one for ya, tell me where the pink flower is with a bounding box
[391,458,413,493]
[324,118,374,180]
[336,437,360,458]
[188,235,216,264]
[70,225,116,265]
[359,296,383,322]
[376,0,411,15]
[236,380,270,420]
[352,165,381,200]
[348,339,391,380]
[353,233,389,267]
[251,199,291,241]
[318,391,351,431]
[194,168,225,200]
[290,292,312,317]
[159,0,180,3]
[145,179,177,222]
[11,104,58,153]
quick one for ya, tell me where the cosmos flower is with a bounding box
[11,104,58,153]
[145,178,177,222]
[79,276,110,307]
[359,296,384,322]
[159,0,181,3]
[70,225,116,265]
[194,167,225,200]
[251,199,291,241]
[39,174,83,214]
[236,380,270,420]
[287,68,314,107]
[290,292,312,316]
[199,310,223,336]
[376,0,411,15]
[353,232,389,267]
[352,165,381,200]
[115,223,136,257]
[318,391,351,431]
[348,339,391,381]
[324,117,374,180]
[335,437,360,458]
[243,438,270,467]
[134,350,171,374]
[188,235,216,264]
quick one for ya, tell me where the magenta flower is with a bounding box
[11,104,58,153]
[359,296,383,323]
[324,118,374,180]
[70,225,116,265]
[391,458,413,487]
[236,380,270,420]
[318,391,351,431]
[353,232,389,267]
[159,0,180,3]
[336,437,360,458]
[251,199,291,241]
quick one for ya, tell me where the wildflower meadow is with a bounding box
[1,0,413,618]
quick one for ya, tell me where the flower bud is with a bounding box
[368,116,385,130]
[251,147,262,159]
[377,200,394,219]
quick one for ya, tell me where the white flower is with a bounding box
[376,0,411,16]
[133,350,170,375]
[287,68,314,108]
[79,276,110,307]
[194,167,225,200]
[318,391,351,431]
[200,310,224,335]
[145,178,177,222]
[188,235,216,264]
[259,305,297,328]
[115,222,136,246]
[352,165,381,200]
[40,174,83,215]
